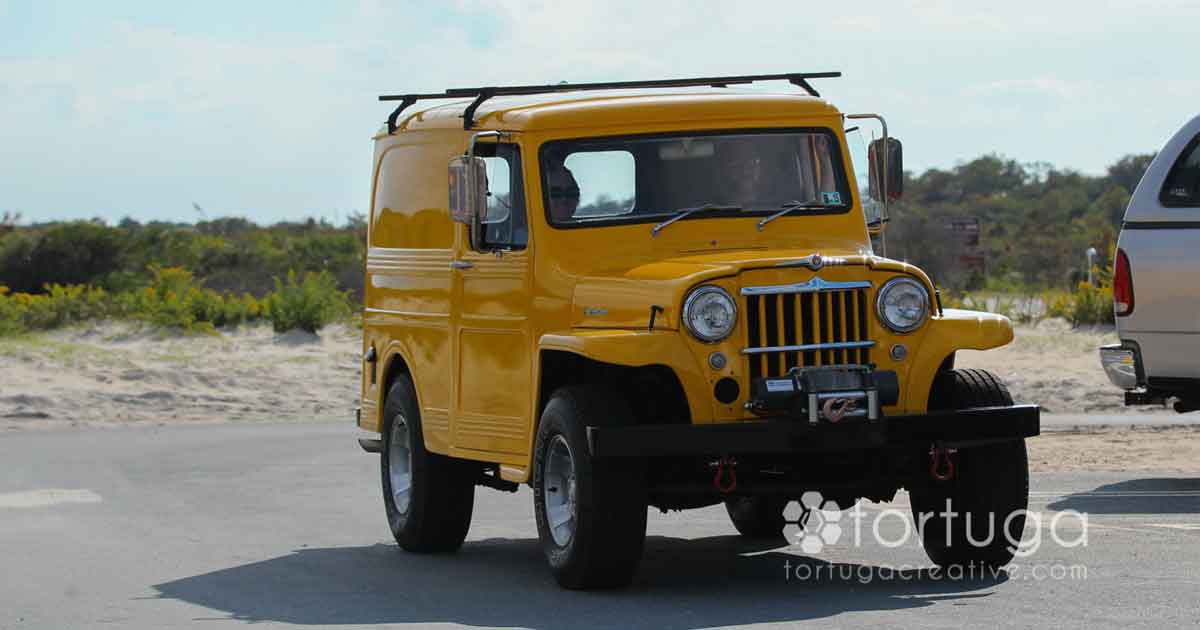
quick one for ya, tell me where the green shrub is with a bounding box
[1046,281,1114,326]
[109,265,267,332]
[264,270,349,333]
[0,221,123,293]
[0,286,24,335]
[0,265,301,337]
[0,283,111,333]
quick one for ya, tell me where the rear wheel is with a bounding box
[909,369,1029,569]
[381,375,475,552]
[533,386,648,589]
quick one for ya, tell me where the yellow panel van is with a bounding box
[356,73,1040,589]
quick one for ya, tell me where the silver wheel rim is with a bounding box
[388,412,413,515]
[543,435,577,547]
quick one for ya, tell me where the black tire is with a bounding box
[909,369,1029,569]
[724,496,787,539]
[381,375,475,552]
[533,386,648,589]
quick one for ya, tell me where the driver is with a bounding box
[719,138,775,208]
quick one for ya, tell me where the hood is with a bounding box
[570,248,934,330]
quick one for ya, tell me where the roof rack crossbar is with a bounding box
[379,72,841,133]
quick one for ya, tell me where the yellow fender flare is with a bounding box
[537,329,711,426]
[905,309,1014,412]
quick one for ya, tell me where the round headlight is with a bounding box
[876,277,930,333]
[683,285,737,343]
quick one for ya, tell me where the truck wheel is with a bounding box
[724,496,787,538]
[909,369,1029,569]
[381,375,475,552]
[533,386,647,589]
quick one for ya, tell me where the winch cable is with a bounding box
[822,397,855,423]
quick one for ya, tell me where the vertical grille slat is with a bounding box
[857,287,870,365]
[747,295,761,380]
[743,283,873,378]
[763,295,779,377]
[782,293,797,371]
[845,290,858,364]
[819,292,831,365]
[800,292,816,367]
[831,292,844,364]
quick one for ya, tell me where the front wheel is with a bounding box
[724,496,787,539]
[533,386,647,589]
[909,369,1030,568]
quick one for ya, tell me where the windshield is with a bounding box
[540,130,851,228]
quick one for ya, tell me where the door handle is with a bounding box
[450,260,474,270]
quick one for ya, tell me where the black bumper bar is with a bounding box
[587,404,1040,457]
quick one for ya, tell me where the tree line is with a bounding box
[0,151,1154,297]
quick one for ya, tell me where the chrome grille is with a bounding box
[742,279,874,379]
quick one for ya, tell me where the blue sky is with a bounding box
[2,0,1198,224]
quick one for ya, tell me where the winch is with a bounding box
[747,365,900,424]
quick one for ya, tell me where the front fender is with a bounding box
[538,329,711,424]
[905,309,1015,413]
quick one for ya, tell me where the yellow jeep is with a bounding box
[357,73,1040,589]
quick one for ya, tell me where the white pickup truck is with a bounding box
[1100,114,1200,412]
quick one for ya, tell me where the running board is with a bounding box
[479,465,520,492]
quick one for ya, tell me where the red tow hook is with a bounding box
[714,455,738,494]
[930,444,957,481]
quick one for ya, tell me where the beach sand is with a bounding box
[3,319,1195,472]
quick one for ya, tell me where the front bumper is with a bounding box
[587,404,1040,457]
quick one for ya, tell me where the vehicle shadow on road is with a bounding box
[152,534,1005,627]
[1046,478,1200,514]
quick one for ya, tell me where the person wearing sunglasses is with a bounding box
[546,165,581,223]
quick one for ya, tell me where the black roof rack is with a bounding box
[379,71,841,134]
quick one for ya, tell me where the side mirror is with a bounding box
[868,138,903,201]
[448,155,487,248]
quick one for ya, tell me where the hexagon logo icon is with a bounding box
[783,491,844,554]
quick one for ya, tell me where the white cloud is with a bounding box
[2,0,1200,221]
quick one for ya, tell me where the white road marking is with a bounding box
[0,489,102,509]
[1029,492,1200,496]
[1145,524,1200,531]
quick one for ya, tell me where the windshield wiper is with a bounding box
[756,201,826,231]
[650,204,742,237]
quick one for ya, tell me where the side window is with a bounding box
[1160,135,1200,207]
[562,151,636,219]
[478,144,527,250]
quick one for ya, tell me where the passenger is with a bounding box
[546,165,581,223]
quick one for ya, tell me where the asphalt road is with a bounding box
[3,422,1199,629]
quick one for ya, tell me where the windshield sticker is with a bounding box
[822,191,842,205]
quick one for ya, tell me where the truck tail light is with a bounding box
[1113,248,1134,317]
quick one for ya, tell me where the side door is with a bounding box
[451,140,534,455]
[1119,117,1200,378]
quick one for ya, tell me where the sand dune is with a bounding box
[0,322,359,430]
